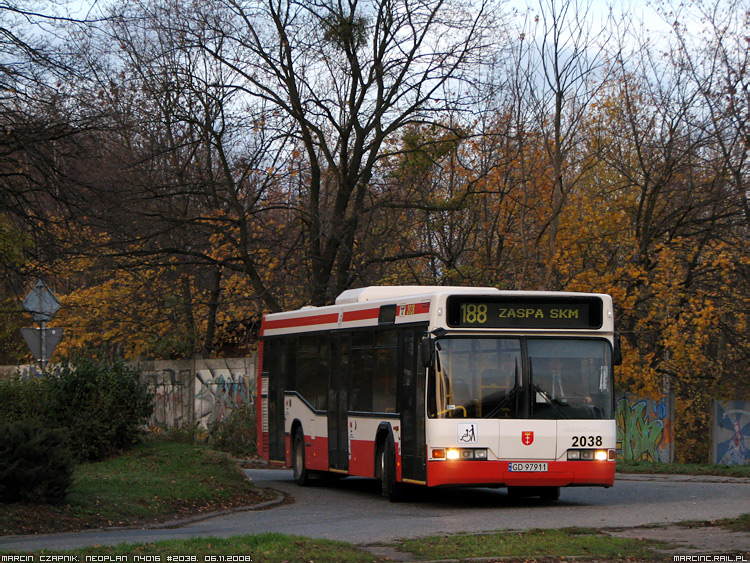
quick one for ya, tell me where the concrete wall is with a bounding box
[711,400,749,466]
[0,364,43,377]
[616,393,675,463]
[135,357,257,429]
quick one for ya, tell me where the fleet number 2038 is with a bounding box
[571,435,603,447]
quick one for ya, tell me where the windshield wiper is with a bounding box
[532,385,569,419]
[483,386,520,419]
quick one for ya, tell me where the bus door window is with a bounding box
[429,338,522,419]
[350,332,374,412]
[444,340,472,418]
[430,341,460,418]
[296,335,328,411]
[373,330,398,413]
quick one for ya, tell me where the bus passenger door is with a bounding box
[265,338,288,464]
[399,328,427,483]
[328,335,349,472]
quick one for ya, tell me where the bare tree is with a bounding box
[513,0,613,288]
[63,0,300,354]
[189,0,497,305]
[0,2,104,282]
[665,0,749,229]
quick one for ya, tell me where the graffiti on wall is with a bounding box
[713,400,749,466]
[144,369,192,428]
[137,357,256,429]
[616,394,674,462]
[195,369,253,426]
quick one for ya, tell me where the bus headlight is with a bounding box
[431,448,488,460]
[568,449,613,461]
[474,449,488,459]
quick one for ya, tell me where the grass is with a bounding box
[5,529,668,562]
[395,528,667,561]
[0,442,275,535]
[678,513,750,533]
[30,534,379,563]
[715,513,750,533]
[617,459,750,478]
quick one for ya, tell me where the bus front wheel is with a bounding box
[380,434,405,502]
[507,486,560,501]
[539,486,561,501]
[292,427,311,486]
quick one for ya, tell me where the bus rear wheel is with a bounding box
[292,427,312,486]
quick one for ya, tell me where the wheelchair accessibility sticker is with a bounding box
[457,423,478,443]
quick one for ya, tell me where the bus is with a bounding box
[257,286,620,501]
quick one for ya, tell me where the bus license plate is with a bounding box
[508,462,548,472]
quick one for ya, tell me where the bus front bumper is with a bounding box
[426,459,616,488]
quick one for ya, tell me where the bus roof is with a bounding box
[261,286,614,337]
[335,285,498,305]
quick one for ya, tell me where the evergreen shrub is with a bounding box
[0,420,74,504]
[46,355,154,461]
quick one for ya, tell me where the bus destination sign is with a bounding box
[446,295,603,329]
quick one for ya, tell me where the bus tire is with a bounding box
[506,486,527,499]
[538,486,560,501]
[381,434,405,502]
[292,427,312,486]
[508,486,560,501]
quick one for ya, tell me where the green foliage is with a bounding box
[209,404,258,458]
[0,420,74,504]
[321,13,369,50]
[46,355,154,461]
[0,375,50,423]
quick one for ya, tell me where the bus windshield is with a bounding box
[429,337,612,420]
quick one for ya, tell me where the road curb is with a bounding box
[615,473,750,484]
[0,489,289,543]
[138,489,289,530]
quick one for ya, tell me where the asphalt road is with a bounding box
[1,469,748,552]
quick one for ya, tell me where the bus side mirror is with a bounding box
[420,338,434,368]
[613,334,623,366]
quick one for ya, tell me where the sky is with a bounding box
[505,0,678,41]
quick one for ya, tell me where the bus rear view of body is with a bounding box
[257,286,619,501]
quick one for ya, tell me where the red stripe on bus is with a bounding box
[261,313,340,334]
[260,301,427,335]
[411,302,431,315]
[343,308,380,322]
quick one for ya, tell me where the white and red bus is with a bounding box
[257,286,620,501]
